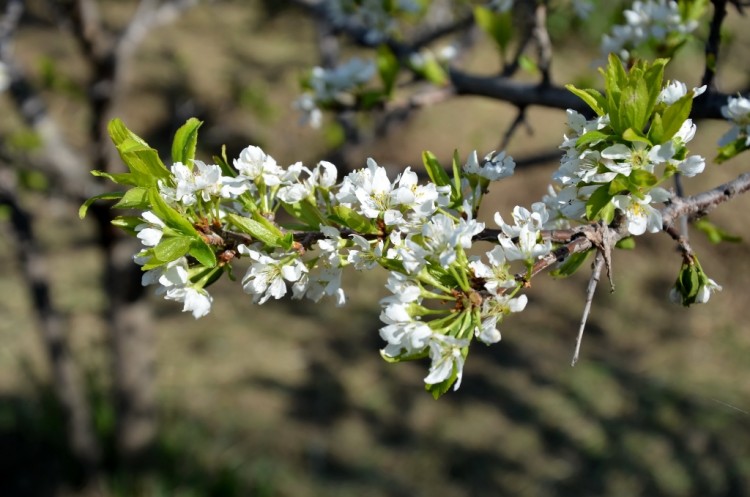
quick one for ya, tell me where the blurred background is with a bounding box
[1,1,750,496]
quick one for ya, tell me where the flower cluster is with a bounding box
[294,57,377,128]
[86,53,729,397]
[134,213,214,319]
[114,119,559,396]
[324,0,421,44]
[719,95,750,147]
[548,66,706,236]
[601,0,700,63]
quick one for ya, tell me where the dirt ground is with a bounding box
[1,2,750,496]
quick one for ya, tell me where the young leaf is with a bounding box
[629,170,658,189]
[615,237,636,250]
[641,58,667,120]
[172,118,202,166]
[153,235,192,262]
[213,145,236,178]
[225,213,282,247]
[377,45,400,95]
[660,94,693,142]
[585,184,614,221]
[91,169,138,186]
[473,6,513,54]
[79,192,124,219]
[282,199,327,230]
[622,127,651,146]
[715,137,748,164]
[451,149,463,203]
[190,238,218,267]
[550,250,592,278]
[608,174,631,195]
[565,85,606,116]
[694,219,742,244]
[111,216,143,235]
[419,57,448,86]
[422,151,451,187]
[113,187,149,210]
[330,205,380,234]
[576,130,610,149]
[147,188,198,236]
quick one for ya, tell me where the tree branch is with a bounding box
[662,172,750,226]
[571,250,604,366]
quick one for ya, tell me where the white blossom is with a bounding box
[238,245,307,304]
[612,194,663,235]
[234,146,283,186]
[164,286,213,319]
[424,335,469,390]
[463,150,516,181]
[135,211,165,247]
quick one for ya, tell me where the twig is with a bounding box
[499,105,530,150]
[532,1,552,86]
[0,169,101,473]
[662,172,750,226]
[571,250,604,366]
[702,0,728,89]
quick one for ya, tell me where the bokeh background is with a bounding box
[1,1,750,496]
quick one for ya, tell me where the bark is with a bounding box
[0,176,101,474]
[106,239,156,466]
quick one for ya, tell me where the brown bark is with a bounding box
[0,175,101,473]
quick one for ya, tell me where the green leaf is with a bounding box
[641,58,667,121]
[678,263,701,301]
[451,149,462,203]
[585,184,614,222]
[190,238,217,267]
[599,201,616,224]
[111,216,143,235]
[171,118,202,166]
[153,236,192,262]
[282,199,326,230]
[629,169,658,189]
[518,54,539,76]
[377,45,400,95]
[147,188,197,236]
[213,145,236,178]
[694,219,742,244]
[619,82,648,134]
[660,94,693,142]
[422,151,451,187]
[119,138,170,185]
[329,205,380,234]
[79,192,124,219]
[113,187,149,210]
[473,6,513,54]
[358,89,385,110]
[603,54,626,132]
[226,213,283,247]
[608,174,631,195]
[615,237,635,249]
[550,250,592,278]
[576,130,610,149]
[715,137,749,164]
[108,119,169,187]
[108,118,148,148]
[647,113,666,144]
[91,169,138,186]
[565,85,606,116]
[622,127,651,145]
[419,58,448,86]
